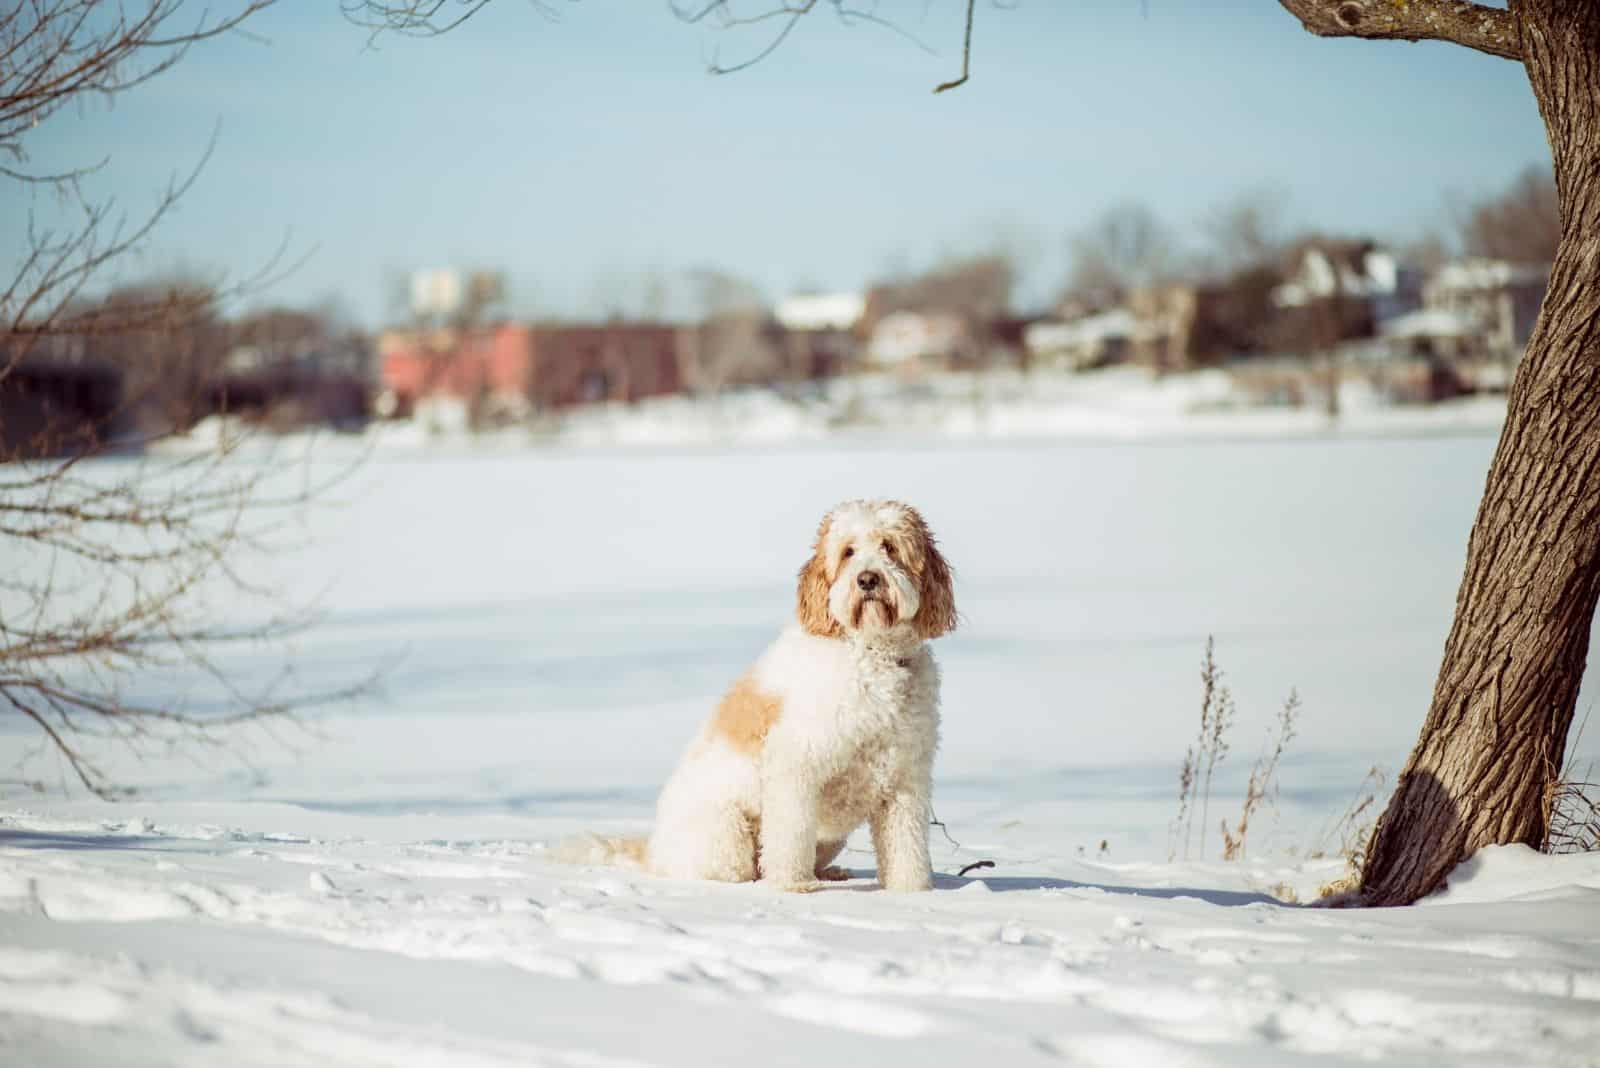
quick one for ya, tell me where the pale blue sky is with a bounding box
[14,1,1548,325]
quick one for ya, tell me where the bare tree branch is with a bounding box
[933,0,975,93]
[1277,0,1522,62]
[0,1,278,176]
[340,0,559,38]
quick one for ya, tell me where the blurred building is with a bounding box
[1028,288,1250,374]
[1379,308,1482,361]
[378,321,685,419]
[1424,259,1548,360]
[529,323,684,408]
[865,310,976,372]
[774,293,863,333]
[1128,285,1241,372]
[0,354,123,459]
[1272,239,1423,346]
[215,319,372,430]
[774,293,863,379]
[1359,259,1549,400]
[1024,309,1136,370]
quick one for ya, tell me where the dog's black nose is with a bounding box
[857,570,882,592]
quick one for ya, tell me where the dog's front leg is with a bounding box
[870,784,933,892]
[758,771,821,892]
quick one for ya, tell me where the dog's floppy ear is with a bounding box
[908,508,956,640]
[796,515,841,638]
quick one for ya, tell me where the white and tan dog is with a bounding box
[572,499,955,892]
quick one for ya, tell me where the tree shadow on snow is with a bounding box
[822,869,1292,907]
[0,829,186,853]
[939,872,1291,907]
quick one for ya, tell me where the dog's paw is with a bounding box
[879,872,933,892]
[815,865,851,882]
[763,877,824,894]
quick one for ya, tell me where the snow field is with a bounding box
[4,431,1599,1066]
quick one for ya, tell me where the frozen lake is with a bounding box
[34,428,1594,855]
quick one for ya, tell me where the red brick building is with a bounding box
[378,322,686,417]
[526,324,683,409]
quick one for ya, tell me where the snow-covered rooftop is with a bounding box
[1431,258,1550,292]
[775,292,864,331]
[1025,308,1138,350]
[1382,307,1479,339]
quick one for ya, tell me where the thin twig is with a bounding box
[933,0,975,93]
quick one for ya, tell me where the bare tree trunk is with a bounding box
[1360,0,1600,905]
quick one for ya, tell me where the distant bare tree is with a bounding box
[1065,203,1176,311]
[1,1,372,799]
[892,253,1014,324]
[678,267,777,396]
[1460,166,1560,265]
[1400,232,1453,276]
[1203,188,1288,275]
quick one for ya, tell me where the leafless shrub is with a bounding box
[1170,638,1317,864]
[1171,635,1235,862]
[1221,689,1299,862]
[1545,776,1600,854]
[1544,711,1600,855]
[1196,642,1235,860]
[1171,749,1196,862]
[1311,765,1388,899]
[1460,166,1560,265]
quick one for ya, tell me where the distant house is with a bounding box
[774,292,864,379]
[984,315,1042,370]
[1024,309,1136,370]
[214,335,372,429]
[1129,285,1246,372]
[0,356,123,459]
[1424,259,1548,361]
[860,261,1012,371]
[379,323,534,420]
[528,323,684,409]
[1380,308,1482,361]
[774,293,864,333]
[1364,261,1548,399]
[1272,239,1423,345]
[865,311,973,371]
[378,321,685,420]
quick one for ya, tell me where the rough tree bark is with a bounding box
[1340,0,1600,905]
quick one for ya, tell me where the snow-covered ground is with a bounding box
[5,430,1599,1067]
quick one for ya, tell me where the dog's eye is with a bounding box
[842,547,854,559]
[881,540,895,557]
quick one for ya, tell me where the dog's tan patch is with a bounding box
[710,674,783,754]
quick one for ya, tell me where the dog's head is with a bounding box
[796,499,955,640]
